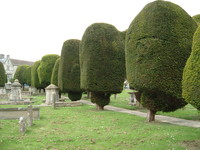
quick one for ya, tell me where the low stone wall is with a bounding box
[55,101,83,107]
[0,94,9,99]
[0,87,6,94]
[0,107,40,120]
[22,91,32,96]
[0,100,34,105]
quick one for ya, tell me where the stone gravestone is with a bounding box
[5,82,12,94]
[19,117,26,135]
[9,79,22,101]
[45,84,59,105]
[52,93,56,109]
[27,105,33,126]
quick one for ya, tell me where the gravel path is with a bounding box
[79,100,200,128]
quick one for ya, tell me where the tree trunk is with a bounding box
[134,91,141,102]
[96,104,104,110]
[114,94,117,99]
[87,92,91,98]
[147,109,156,122]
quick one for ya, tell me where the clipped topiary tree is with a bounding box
[14,65,30,89]
[58,39,82,101]
[37,54,59,89]
[193,14,200,25]
[80,23,125,109]
[51,58,60,86]
[0,62,6,87]
[24,66,32,86]
[31,60,43,90]
[125,1,197,121]
[182,26,200,110]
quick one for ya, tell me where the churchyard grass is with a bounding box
[0,104,200,150]
[30,94,46,105]
[109,90,200,121]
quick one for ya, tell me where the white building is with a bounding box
[0,54,34,81]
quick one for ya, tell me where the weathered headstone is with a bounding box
[45,84,59,105]
[5,82,12,94]
[128,92,135,104]
[52,93,56,109]
[9,79,22,101]
[29,86,37,94]
[19,117,26,135]
[0,87,6,94]
[27,105,33,126]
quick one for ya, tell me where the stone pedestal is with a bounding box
[5,82,11,94]
[9,79,22,101]
[128,92,136,104]
[29,86,37,94]
[45,84,59,105]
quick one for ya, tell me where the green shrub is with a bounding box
[182,26,200,110]
[14,65,30,86]
[80,23,125,109]
[51,58,60,86]
[0,62,6,87]
[37,54,59,89]
[58,39,82,101]
[31,61,43,89]
[193,14,200,25]
[68,91,82,101]
[24,66,31,86]
[125,1,197,121]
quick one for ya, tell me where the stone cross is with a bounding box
[19,117,26,135]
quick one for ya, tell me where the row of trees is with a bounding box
[12,0,200,121]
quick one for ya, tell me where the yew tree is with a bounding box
[80,23,125,109]
[37,54,59,89]
[58,39,82,101]
[125,1,197,121]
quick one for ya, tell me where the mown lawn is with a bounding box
[109,90,200,121]
[0,103,200,150]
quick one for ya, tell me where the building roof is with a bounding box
[10,59,34,66]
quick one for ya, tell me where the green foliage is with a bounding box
[24,66,31,86]
[80,23,125,93]
[51,58,60,86]
[58,39,82,100]
[193,14,200,25]
[91,92,111,109]
[125,1,197,113]
[0,62,6,86]
[31,61,42,89]
[37,54,59,88]
[68,91,82,101]
[80,23,126,109]
[182,26,200,110]
[14,65,30,85]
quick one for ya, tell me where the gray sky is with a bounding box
[0,0,199,62]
